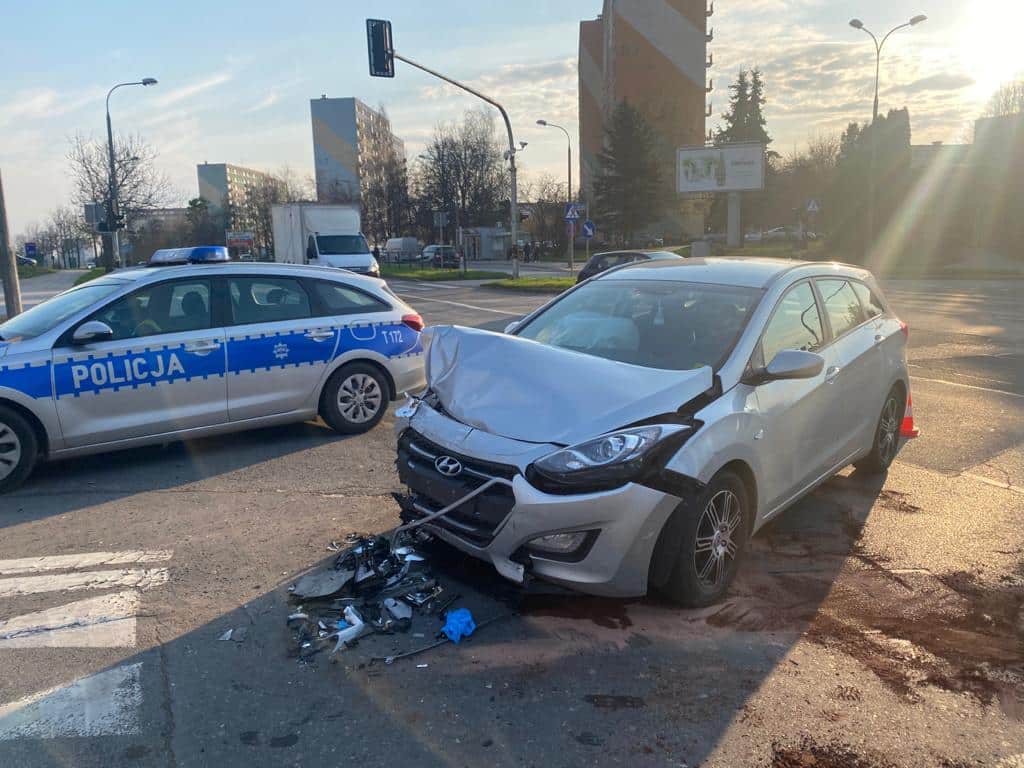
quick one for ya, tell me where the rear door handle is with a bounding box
[874,334,884,344]
[185,341,220,354]
[824,365,842,383]
[304,330,335,342]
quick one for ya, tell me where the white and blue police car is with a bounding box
[0,246,426,492]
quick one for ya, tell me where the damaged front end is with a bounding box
[391,325,715,598]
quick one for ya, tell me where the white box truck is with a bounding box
[271,203,380,277]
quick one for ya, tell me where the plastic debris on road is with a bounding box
[441,608,477,643]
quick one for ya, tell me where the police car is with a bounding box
[0,246,426,492]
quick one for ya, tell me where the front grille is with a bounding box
[396,430,517,546]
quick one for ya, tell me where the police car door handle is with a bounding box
[304,330,335,342]
[185,341,220,354]
[824,365,841,383]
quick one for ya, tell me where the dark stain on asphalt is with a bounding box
[269,733,299,748]
[771,737,896,768]
[121,745,150,761]
[518,595,634,629]
[239,730,260,746]
[876,489,922,514]
[584,694,646,710]
[574,731,604,746]
[626,632,652,648]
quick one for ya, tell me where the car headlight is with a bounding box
[529,424,693,492]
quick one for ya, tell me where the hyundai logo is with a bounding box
[434,455,463,477]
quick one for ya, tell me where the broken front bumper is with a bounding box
[396,428,682,597]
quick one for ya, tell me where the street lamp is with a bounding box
[105,78,157,270]
[848,15,925,257]
[536,118,574,270]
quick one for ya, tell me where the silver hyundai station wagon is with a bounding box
[395,257,917,606]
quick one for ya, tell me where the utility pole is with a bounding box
[537,119,574,271]
[0,170,23,318]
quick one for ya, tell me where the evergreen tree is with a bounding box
[593,102,667,243]
[748,68,772,147]
[716,70,750,145]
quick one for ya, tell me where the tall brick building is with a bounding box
[579,1,713,237]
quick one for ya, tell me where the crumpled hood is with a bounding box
[424,325,714,445]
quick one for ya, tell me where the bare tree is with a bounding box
[519,173,567,252]
[984,78,1024,117]
[66,133,174,225]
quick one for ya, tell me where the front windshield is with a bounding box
[516,279,761,371]
[317,235,369,256]
[0,281,126,341]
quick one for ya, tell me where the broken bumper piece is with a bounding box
[396,431,683,597]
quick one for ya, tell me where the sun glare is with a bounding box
[959,0,1024,103]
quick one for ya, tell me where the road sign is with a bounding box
[564,203,583,222]
[432,211,449,227]
[806,199,821,214]
[581,219,595,239]
[366,19,395,78]
[83,203,104,228]
[24,242,37,258]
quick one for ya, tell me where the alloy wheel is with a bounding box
[337,373,383,424]
[693,489,742,588]
[0,421,23,482]
[878,396,900,465]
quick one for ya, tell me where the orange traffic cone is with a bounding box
[900,392,920,439]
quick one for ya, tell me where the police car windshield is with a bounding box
[0,281,125,341]
[317,235,369,255]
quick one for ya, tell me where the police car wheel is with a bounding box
[0,406,38,493]
[320,363,388,434]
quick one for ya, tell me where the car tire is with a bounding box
[319,362,389,435]
[654,470,749,607]
[0,406,39,494]
[854,386,904,474]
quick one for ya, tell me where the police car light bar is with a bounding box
[148,246,231,266]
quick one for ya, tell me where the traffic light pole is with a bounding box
[391,52,520,278]
[0,170,23,318]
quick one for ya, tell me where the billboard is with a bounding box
[677,143,765,193]
[226,231,255,249]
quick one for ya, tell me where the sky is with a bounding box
[0,0,1015,236]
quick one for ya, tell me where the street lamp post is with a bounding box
[849,15,925,258]
[105,78,157,271]
[536,119,574,271]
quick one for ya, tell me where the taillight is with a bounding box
[899,320,909,340]
[402,313,425,332]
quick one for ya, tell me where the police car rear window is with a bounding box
[228,277,311,325]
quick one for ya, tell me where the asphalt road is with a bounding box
[0,277,1020,767]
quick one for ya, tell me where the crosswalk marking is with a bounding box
[0,591,140,648]
[0,550,172,576]
[0,568,169,598]
[0,663,143,739]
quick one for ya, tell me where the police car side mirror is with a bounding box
[72,321,114,345]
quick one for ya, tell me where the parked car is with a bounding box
[383,237,423,263]
[395,257,915,606]
[0,247,426,492]
[576,249,683,283]
[16,256,37,267]
[423,245,461,269]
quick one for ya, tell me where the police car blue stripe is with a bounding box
[0,360,53,400]
[53,343,227,398]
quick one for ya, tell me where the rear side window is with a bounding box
[313,281,390,315]
[761,282,824,363]
[228,277,311,325]
[817,279,866,339]
[850,281,885,319]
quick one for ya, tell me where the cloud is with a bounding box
[152,73,232,108]
[902,73,975,93]
[244,91,279,113]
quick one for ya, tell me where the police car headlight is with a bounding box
[368,258,380,275]
[529,424,693,492]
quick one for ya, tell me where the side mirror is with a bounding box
[72,320,114,345]
[504,320,521,335]
[765,349,824,381]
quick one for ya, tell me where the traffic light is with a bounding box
[366,19,394,78]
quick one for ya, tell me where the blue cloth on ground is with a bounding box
[441,608,476,643]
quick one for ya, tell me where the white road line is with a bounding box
[0,663,142,739]
[0,591,139,648]
[911,374,1024,399]
[0,568,169,597]
[0,550,172,576]
[392,293,521,316]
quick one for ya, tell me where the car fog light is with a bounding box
[528,531,591,554]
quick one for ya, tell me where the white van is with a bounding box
[383,237,422,263]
